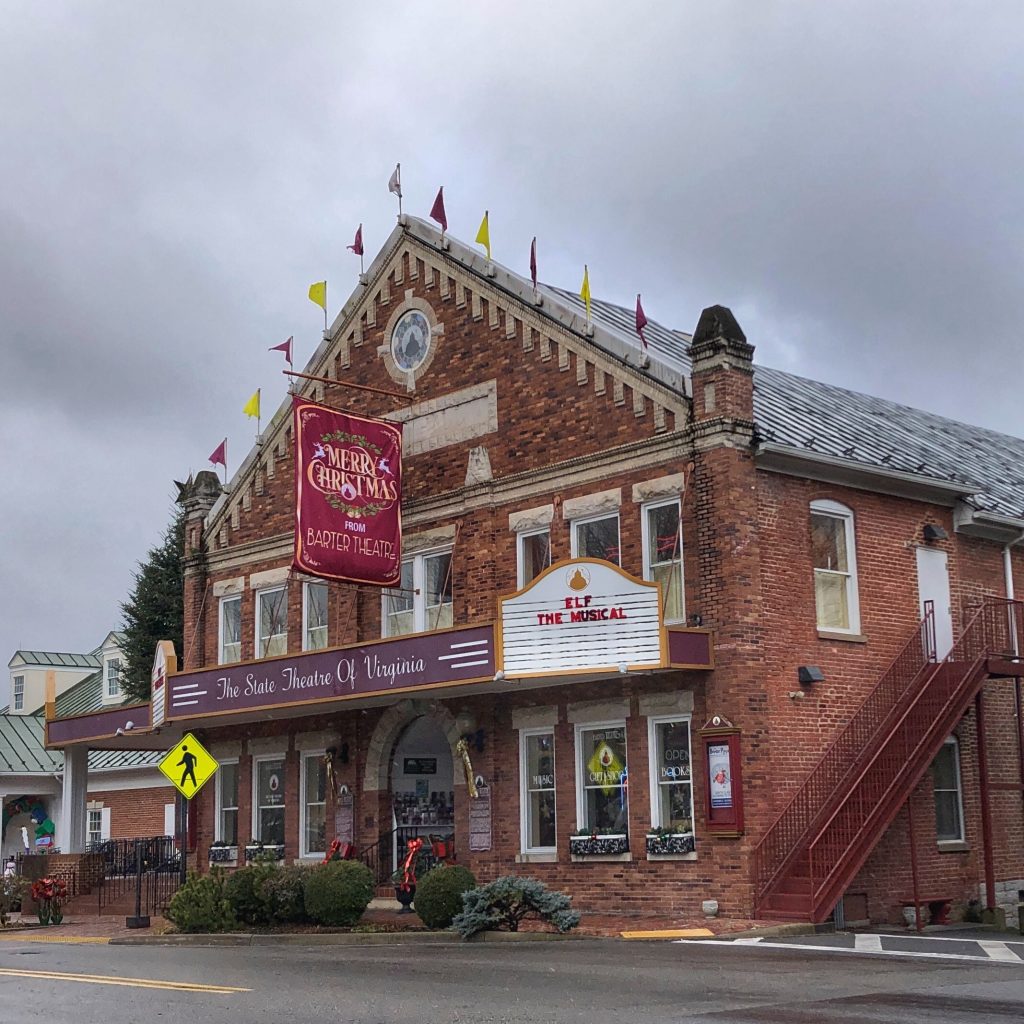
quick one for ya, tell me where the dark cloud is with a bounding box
[2,1,1022,659]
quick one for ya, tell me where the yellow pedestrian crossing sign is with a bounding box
[158,732,219,800]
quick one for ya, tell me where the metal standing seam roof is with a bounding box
[53,670,105,718]
[10,650,100,670]
[543,287,1024,522]
[0,713,62,774]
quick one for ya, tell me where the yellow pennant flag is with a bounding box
[475,210,491,261]
[242,389,261,419]
[580,265,592,322]
[308,280,327,310]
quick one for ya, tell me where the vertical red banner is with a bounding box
[292,396,403,586]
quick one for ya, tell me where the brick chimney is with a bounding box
[176,471,222,670]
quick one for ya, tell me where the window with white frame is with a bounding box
[216,759,239,846]
[105,658,122,698]
[253,756,286,846]
[572,513,620,565]
[303,582,329,651]
[648,717,694,834]
[87,808,103,847]
[575,723,629,834]
[256,587,288,658]
[643,500,684,623]
[219,595,242,664]
[933,736,965,843]
[810,500,861,633]
[13,675,24,711]
[519,730,556,852]
[300,752,327,857]
[517,529,551,588]
[382,549,453,637]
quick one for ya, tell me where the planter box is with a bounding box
[209,846,238,865]
[646,833,695,856]
[244,844,285,863]
[569,834,629,856]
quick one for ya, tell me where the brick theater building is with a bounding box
[46,216,1024,928]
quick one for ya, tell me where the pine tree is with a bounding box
[120,508,185,703]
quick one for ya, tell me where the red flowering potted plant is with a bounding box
[30,876,67,926]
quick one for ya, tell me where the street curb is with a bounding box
[111,929,589,947]
[710,922,822,940]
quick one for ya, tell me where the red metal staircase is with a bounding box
[753,597,1024,923]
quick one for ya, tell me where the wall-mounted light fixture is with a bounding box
[689,613,704,627]
[797,665,825,686]
[923,524,948,543]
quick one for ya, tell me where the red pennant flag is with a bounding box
[635,294,649,350]
[347,224,364,256]
[429,186,447,232]
[269,336,293,364]
[530,237,537,291]
[209,438,227,468]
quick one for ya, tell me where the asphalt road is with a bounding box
[2,935,1024,1023]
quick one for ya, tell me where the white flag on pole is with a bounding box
[388,163,402,198]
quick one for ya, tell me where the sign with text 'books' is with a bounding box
[292,397,403,587]
[498,559,665,678]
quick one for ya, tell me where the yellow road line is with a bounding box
[621,928,715,939]
[0,967,249,994]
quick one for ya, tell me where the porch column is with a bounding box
[58,745,88,853]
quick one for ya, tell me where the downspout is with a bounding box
[1003,532,1024,827]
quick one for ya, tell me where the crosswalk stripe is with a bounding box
[978,941,1024,962]
[854,934,883,952]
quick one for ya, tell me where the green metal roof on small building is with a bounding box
[0,713,63,774]
[9,650,100,670]
[54,670,106,718]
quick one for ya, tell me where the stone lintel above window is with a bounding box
[562,488,622,521]
[567,698,630,724]
[631,474,687,504]
[511,705,559,730]
[213,576,245,598]
[637,691,694,718]
[250,567,289,591]
[508,504,554,534]
[404,525,458,554]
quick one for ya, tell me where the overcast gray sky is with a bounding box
[2,2,1022,662]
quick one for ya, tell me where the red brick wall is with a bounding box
[89,786,176,839]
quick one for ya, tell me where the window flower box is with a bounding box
[208,844,238,865]
[244,843,285,863]
[569,833,629,857]
[646,832,695,856]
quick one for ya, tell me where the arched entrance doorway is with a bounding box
[388,716,455,878]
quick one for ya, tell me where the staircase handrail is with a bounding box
[805,596,1023,913]
[752,604,937,902]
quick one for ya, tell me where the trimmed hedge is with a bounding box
[303,860,373,927]
[260,865,310,924]
[166,871,236,933]
[414,866,477,929]
[224,862,277,925]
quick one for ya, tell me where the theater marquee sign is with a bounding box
[497,559,668,678]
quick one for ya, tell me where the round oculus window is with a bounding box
[390,309,431,372]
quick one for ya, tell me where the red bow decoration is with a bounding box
[400,837,424,892]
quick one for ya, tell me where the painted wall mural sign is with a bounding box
[162,625,494,720]
[292,396,403,586]
[497,559,665,677]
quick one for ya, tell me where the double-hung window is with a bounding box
[642,499,684,623]
[575,723,628,835]
[382,549,453,637]
[303,582,329,651]
[572,514,620,565]
[517,529,551,588]
[256,587,288,657]
[13,675,24,711]
[106,658,121,698]
[87,809,103,847]
[519,730,556,853]
[216,760,239,846]
[300,752,327,857]
[648,717,694,834]
[219,595,242,664]
[933,737,965,843]
[810,500,861,633]
[253,756,286,846]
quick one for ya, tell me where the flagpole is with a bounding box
[398,164,402,217]
[323,287,328,334]
[256,388,261,441]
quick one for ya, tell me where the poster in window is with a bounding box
[293,396,403,587]
[708,743,732,809]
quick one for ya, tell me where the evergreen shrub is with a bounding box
[260,864,311,924]
[303,861,373,927]
[414,866,477,929]
[452,876,581,939]
[224,862,277,925]
[166,871,236,933]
